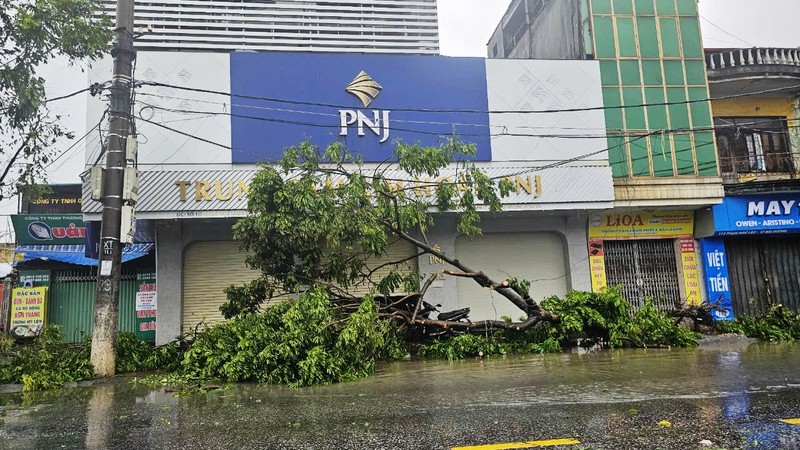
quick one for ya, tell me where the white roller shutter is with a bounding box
[182,241,259,333]
[182,239,419,332]
[455,232,567,321]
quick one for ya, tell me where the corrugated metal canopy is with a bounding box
[82,165,613,219]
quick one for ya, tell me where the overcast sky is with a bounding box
[438,0,800,57]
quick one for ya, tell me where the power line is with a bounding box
[136,91,613,133]
[141,115,800,187]
[2,112,109,193]
[136,117,650,183]
[699,14,754,48]
[138,100,800,142]
[138,101,611,139]
[138,80,800,115]
[0,83,109,114]
[46,111,108,172]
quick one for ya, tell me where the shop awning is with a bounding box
[14,243,154,266]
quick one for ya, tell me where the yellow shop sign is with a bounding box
[589,211,694,240]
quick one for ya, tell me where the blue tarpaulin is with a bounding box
[14,243,154,266]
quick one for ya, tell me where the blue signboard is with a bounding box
[230,53,492,163]
[699,238,734,321]
[712,194,800,235]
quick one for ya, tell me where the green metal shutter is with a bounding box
[47,268,141,343]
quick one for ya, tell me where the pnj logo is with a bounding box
[339,71,391,143]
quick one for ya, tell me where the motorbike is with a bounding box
[390,296,471,342]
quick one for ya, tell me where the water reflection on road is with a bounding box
[2,341,800,449]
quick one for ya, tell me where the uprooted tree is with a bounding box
[221,139,558,334]
[175,139,698,387]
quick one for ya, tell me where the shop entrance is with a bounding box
[603,239,681,311]
[726,237,800,316]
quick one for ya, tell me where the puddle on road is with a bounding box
[1,341,799,449]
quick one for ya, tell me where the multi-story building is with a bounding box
[489,0,723,312]
[79,1,615,345]
[697,47,800,319]
[98,0,440,54]
[82,52,615,344]
[16,0,442,342]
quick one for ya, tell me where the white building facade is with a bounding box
[98,0,440,54]
[82,52,613,344]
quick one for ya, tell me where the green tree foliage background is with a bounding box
[0,0,111,197]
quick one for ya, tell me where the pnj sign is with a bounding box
[339,71,391,143]
[230,53,492,163]
[712,195,800,235]
[339,110,391,143]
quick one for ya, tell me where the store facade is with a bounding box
[83,52,614,344]
[697,194,800,319]
[587,210,701,312]
[11,212,156,342]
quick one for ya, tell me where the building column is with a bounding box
[155,220,182,345]
[565,215,591,292]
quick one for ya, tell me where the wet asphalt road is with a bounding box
[2,340,800,449]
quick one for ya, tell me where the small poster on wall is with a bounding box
[9,287,48,337]
[135,270,157,341]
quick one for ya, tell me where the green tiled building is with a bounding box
[489,0,724,307]
[489,0,720,183]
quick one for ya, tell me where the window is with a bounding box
[714,117,793,174]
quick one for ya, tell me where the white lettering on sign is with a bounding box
[706,249,725,268]
[710,273,729,293]
[747,200,797,217]
[339,109,391,143]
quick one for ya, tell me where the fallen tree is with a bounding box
[222,139,560,336]
[168,140,699,387]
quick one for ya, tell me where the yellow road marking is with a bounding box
[780,418,800,425]
[452,438,581,450]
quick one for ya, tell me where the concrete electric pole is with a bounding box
[91,0,137,377]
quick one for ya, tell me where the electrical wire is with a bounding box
[137,115,788,188]
[1,112,108,198]
[135,91,613,133]
[137,100,800,142]
[48,112,109,174]
[0,83,109,114]
[136,116,653,182]
[45,111,108,172]
[699,14,754,48]
[137,80,800,115]
[137,101,611,139]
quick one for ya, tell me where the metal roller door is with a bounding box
[182,240,419,332]
[603,239,681,311]
[47,268,141,343]
[726,237,800,317]
[183,241,259,332]
[455,232,567,321]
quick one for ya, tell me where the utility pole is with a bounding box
[91,0,136,377]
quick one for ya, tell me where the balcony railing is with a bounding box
[719,154,796,178]
[706,47,800,70]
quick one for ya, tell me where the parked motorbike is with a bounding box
[391,296,471,342]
